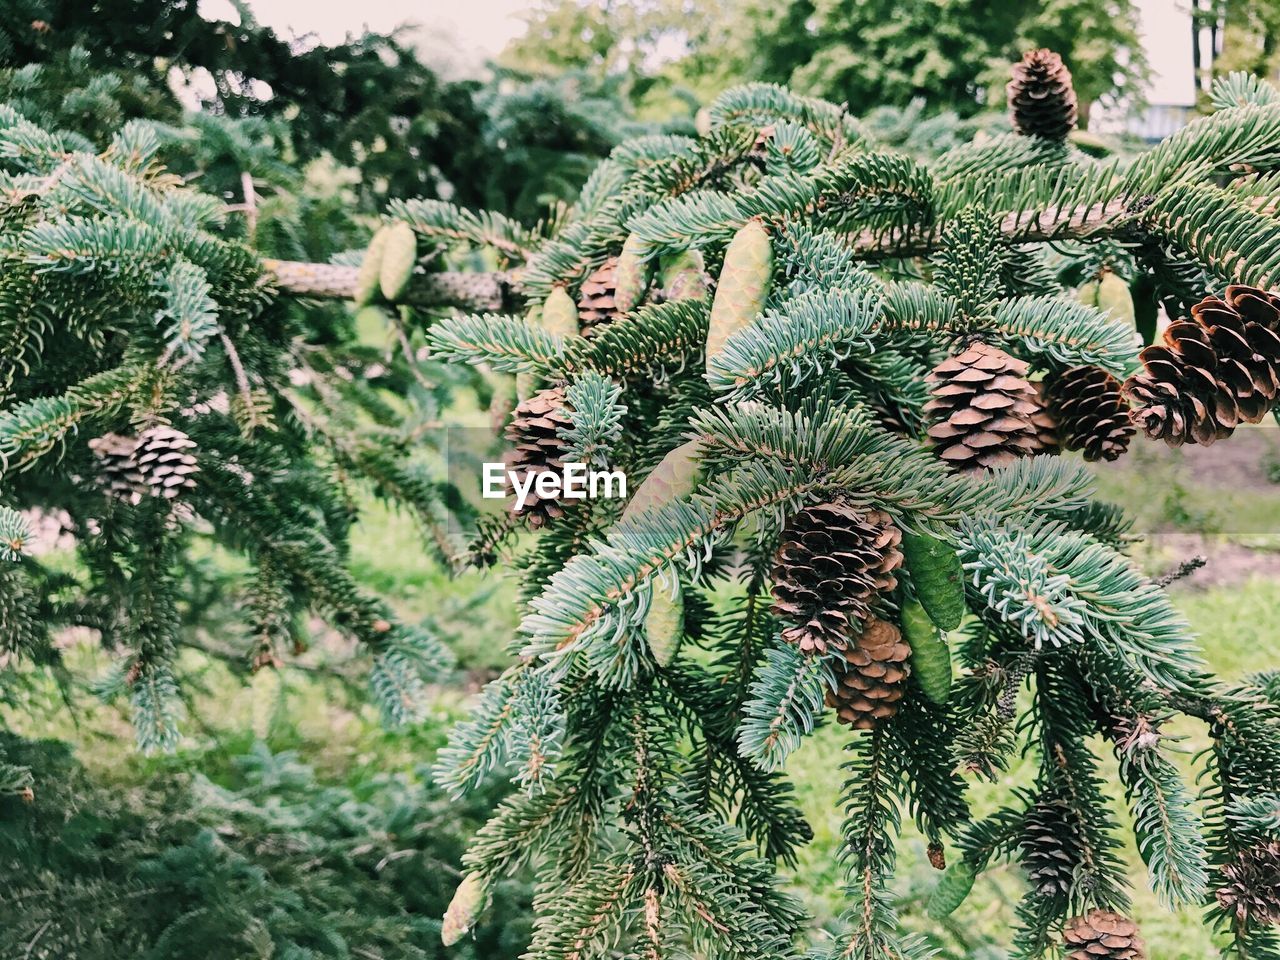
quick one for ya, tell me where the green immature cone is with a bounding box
[614,233,650,314]
[1076,279,1099,308]
[1096,269,1136,331]
[927,860,977,919]
[645,576,683,666]
[902,599,951,703]
[705,219,772,372]
[624,440,703,665]
[379,221,418,302]
[622,439,704,520]
[542,286,580,340]
[901,532,966,631]
[442,871,488,946]
[659,249,710,302]
[355,226,390,307]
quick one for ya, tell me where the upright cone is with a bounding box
[1008,49,1078,141]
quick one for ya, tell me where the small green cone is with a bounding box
[542,286,580,340]
[645,576,683,666]
[1076,278,1099,308]
[442,872,488,946]
[355,226,390,306]
[927,860,977,919]
[901,532,966,632]
[379,221,418,302]
[1096,269,1136,331]
[623,439,704,521]
[614,233,650,313]
[660,249,710,302]
[705,220,772,372]
[902,599,952,704]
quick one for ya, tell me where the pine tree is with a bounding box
[4,48,1280,960]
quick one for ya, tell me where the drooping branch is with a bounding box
[262,258,517,312]
[263,200,1137,307]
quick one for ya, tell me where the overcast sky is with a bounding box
[200,0,1196,105]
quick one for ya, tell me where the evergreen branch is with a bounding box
[562,299,710,380]
[0,364,148,472]
[1116,737,1208,908]
[705,287,881,397]
[706,83,865,146]
[386,197,539,260]
[989,295,1139,377]
[736,643,835,772]
[423,312,567,373]
[520,463,822,666]
[433,669,522,797]
[1142,183,1280,289]
[562,371,626,467]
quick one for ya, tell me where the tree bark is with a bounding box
[263,200,1137,304]
[263,259,516,313]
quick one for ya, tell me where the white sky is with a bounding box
[201,0,1196,104]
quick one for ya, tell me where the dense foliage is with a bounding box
[2,3,1280,959]
[0,734,532,958]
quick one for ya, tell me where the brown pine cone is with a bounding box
[577,256,620,336]
[88,432,146,503]
[1046,366,1135,461]
[925,342,1042,471]
[1062,910,1146,960]
[1020,798,1080,897]
[1216,840,1280,925]
[1008,49,1078,142]
[826,616,911,729]
[503,386,574,528]
[134,425,199,499]
[772,502,903,655]
[1124,285,1280,446]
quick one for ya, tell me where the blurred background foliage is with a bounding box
[0,0,1278,956]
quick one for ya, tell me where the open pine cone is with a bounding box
[925,342,1042,471]
[1062,910,1146,960]
[1216,840,1280,925]
[1008,49,1078,141]
[135,425,199,499]
[577,256,620,336]
[771,502,902,655]
[1124,284,1280,446]
[1045,365,1135,461]
[503,386,575,528]
[826,616,911,730]
[88,432,147,503]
